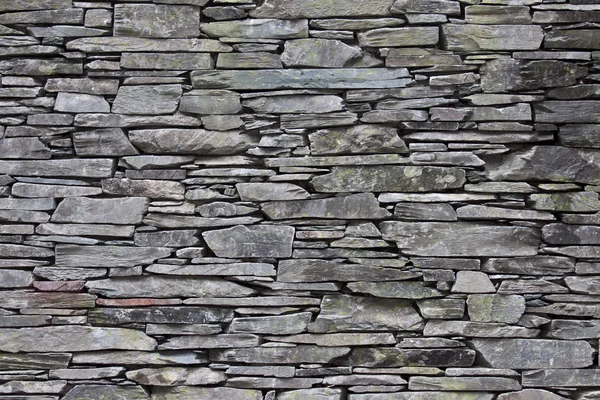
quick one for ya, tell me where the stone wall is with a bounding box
[0,0,600,399]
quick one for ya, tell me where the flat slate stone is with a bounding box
[229,313,312,335]
[348,281,442,299]
[121,52,214,70]
[0,57,82,76]
[250,0,396,18]
[451,271,495,294]
[112,85,182,115]
[358,27,439,47]
[0,291,96,309]
[442,25,544,51]
[159,334,260,350]
[465,5,531,24]
[310,295,424,332]
[522,369,600,387]
[424,321,537,338]
[153,387,262,400]
[52,197,148,224]
[0,326,156,353]
[268,333,395,347]
[278,259,419,282]
[0,352,71,369]
[237,183,310,202]
[530,192,600,212]
[0,159,115,178]
[381,222,540,257]
[542,223,600,245]
[129,129,257,155]
[72,351,208,366]
[467,295,525,323]
[545,29,600,50]
[394,203,457,221]
[127,367,226,386]
[202,19,308,39]
[203,225,294,258]
[90,307,233,325]
[86,276,256,298]
[54,92,110,113]
[312,166,465,193]
[470,339,594,369]
[0,137,50,159]
[45,77,119,94]
[180,90,242,115]
[546,320,600,340]
[243,95,344,114]
[62,385,149,400]
[209,346,350,364]
[558,124,600,148]
[347,348,476,368]
[497,390,568,400]
[409,376,521,391]
[66,37,232,53]
[0,270,34,288]
[114,4,200,38]
[102,178,184,200]
[417,299,465,319]
[55,244,171,267]
[309,125,408,155]
[73,128,138,156]
[281,39,360,67]
[262,193,389,220]
[191,69,411,90]
[534,101,600,123]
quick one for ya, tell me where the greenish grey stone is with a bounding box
[392,0,459,15]
[237,183,310,201]
[424,321,538,338]
[534,101,600,123]
[216,53,282,69]
[28,25,108,37]
[152,387,262,400]
[346,347,476,368]
[442,25,543,51]
[358,27,439,47]
[417,299,465,320]
[310,295,424,332]
[126,367,226,386]
[498,390,568,400]
[0,0,71,12]
[250,0,396,19]
[278,259,419,282]
[201,19,308,39]
[482,256,574,276]
[73,128,138,156]
[180,90,242,115]
[278,388,342,400]
[0,58,82,75]
[522,369,600,388]
[66,37,232,53]
[530,192,600,212]
[310,18,404,30]
[145,263,275,277]
[112,85,182,115]
[267,333,396,347]
[262,193,389,220]
[545,30,600,50]
[309,125,408,155]
[347,281,443,299]
[312,166,465,193]
[121,53,214,70]
[409,377,521,391]
[71,351,208,366]
[243,95,344,114]
[465,6,531,24]
[559,124,600,148]
[52,197,148,225]
[114,4,200,38]
[229,313,311,335]
[470,339,594,369]
[203,225,294,258]
[63,385,149,400]
[281,39,361,67]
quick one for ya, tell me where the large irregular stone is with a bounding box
[309,125,408,155]
[530,192,600,212]
[73,128,138,156]
[129,129,257,155]
[180,90,241,115]
[86,276,255,298]
[52,197,148,224]
[482,59,587,92]
[62,385,149,400]
[470,339,594,369]
[121,52,213,70]
[312,166,465,193]
[153,387,262,400]
[486,146,600,185]
[209,346,350,364]
[381,222,540,257]
[534,101,600,123]
[358,27,439,47]
[112,85,182,115]
[114,4,200,38]
[236,183,310,202]
[250,0,395,18]
[482,256,574,276]
[310,295,423,332]
[442,25,544,51]
[201,19,307,39]
[278,260,419,283]
[230,313,311,335]
[203,225,294,258]
[243,95,344,114]
[55,244,170,268]
[467,295,525,323]
[347,347,475,368]
[281,39,360,67]
[0,326,156,353]
[127,367,225,386]
[67,37,232,53]
[262,193,389,220]
[348,281,442,299]
[191,69,411,90]
[54,92,110,113]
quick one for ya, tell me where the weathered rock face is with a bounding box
[114,4,200,38]
[52,197,148,224]
[203,225,295,258]
[309,125,408,155]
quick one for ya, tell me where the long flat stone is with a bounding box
[203,225,294,258]
[347,347,476,367]
[534,101,600,123]
[52,197,148,225]
[522,369,600,387]
[250,0,396,18]
[424,321,538,338]
[88,307,233,325]
[0,159,115,177]
[201,19,308,39]
[309,125,408,155]
[153,387,261,400]
[278,260,419,283]
[66,37,232,52]
[114,4,200,38]
[209,346,350,364]
[55,244,171,267]
[358,27,439,47]
[442,25,543,51]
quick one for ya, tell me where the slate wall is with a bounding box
[1,0,600,399]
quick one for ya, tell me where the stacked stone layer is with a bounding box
[0,0,599,399]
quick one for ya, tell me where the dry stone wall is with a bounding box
[0,0,599,399]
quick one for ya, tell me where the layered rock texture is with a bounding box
[0,0,599,399]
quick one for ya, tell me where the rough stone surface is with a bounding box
[203,225,294,258]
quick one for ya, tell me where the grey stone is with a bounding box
[482,59,587,92]
[498,279,568,294]
[122,52,213,70]
[135,230,199,247]
[112,85,182,115]
[54,92,110,113]
[243,95,344,114]
[278,388,342,400]
[543,223,600,245]
[262,193,389,220]
[230,313,311,334]
[102,178,184,200]
[202,19,308,39]
[75,113,202,128]
[203,225,294,258]
[146,263,275,277]
[250,0,395,18]
[86,276,255,298]
[55,244,170,268]
[559,124,600,148]
[309,125,407,155]
[209,346,350,364]
[381,222,540,257]
[281,112,359,129]
[310,18,404,30]
[144,214,262,229]
[37,223,134,237]
[349,394,493,400]
[114,4,200,38]
[392,0,459,14]
[546,320,600,340]
[0,243,53,258]
[361,110,429,123]
[278,260,419,282]
[424,321,539,338]
[534,101,600,123]
[442,25,544,51]
[160,334,260,350]
[470,339,594,369]
[347,348,476,368]
[237,183,310,201]
[66,37,232,53]
[33,266,106,281]
[191,69,411,90]
[312,166,465,193]
[358,27,439,47]
[348,281,442,299]
[394,203,457,221]
[465,5,531,24]
[456,205,554,221]
[0,137,50,159]
[281,39,360,67]
[0,270,34,288]
[0,58,82,76]
[62,385,149,400]
[409,377,521,391]
[226,366,295,378]
[203,6,247,21]
[0,9,83,23]
[11,183,102,198]
[267,333,395,347]
[153,387,262,400]
[430,104,531,122]
[73,128,138,156]
[545,30,600,50]
[0,291,96,309]
[225,376,322,389]
[45,78,119,94]
[310,295,424,332]
[71,351,208,366]
[0,326,156,352]
[467,295,525,323]
[180,90,242,115]
[217,53,283,69]
[530,192,600,212]
[565,277,600,295]
[522,369,600,388]
[0,353,71,369]
[549,84,600,100]
[52,197,148,224]
[497,390,567,400]
[129,129,257,155]
[417,299,465,319]
[127,367,226,386]
[29,25,108,37]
